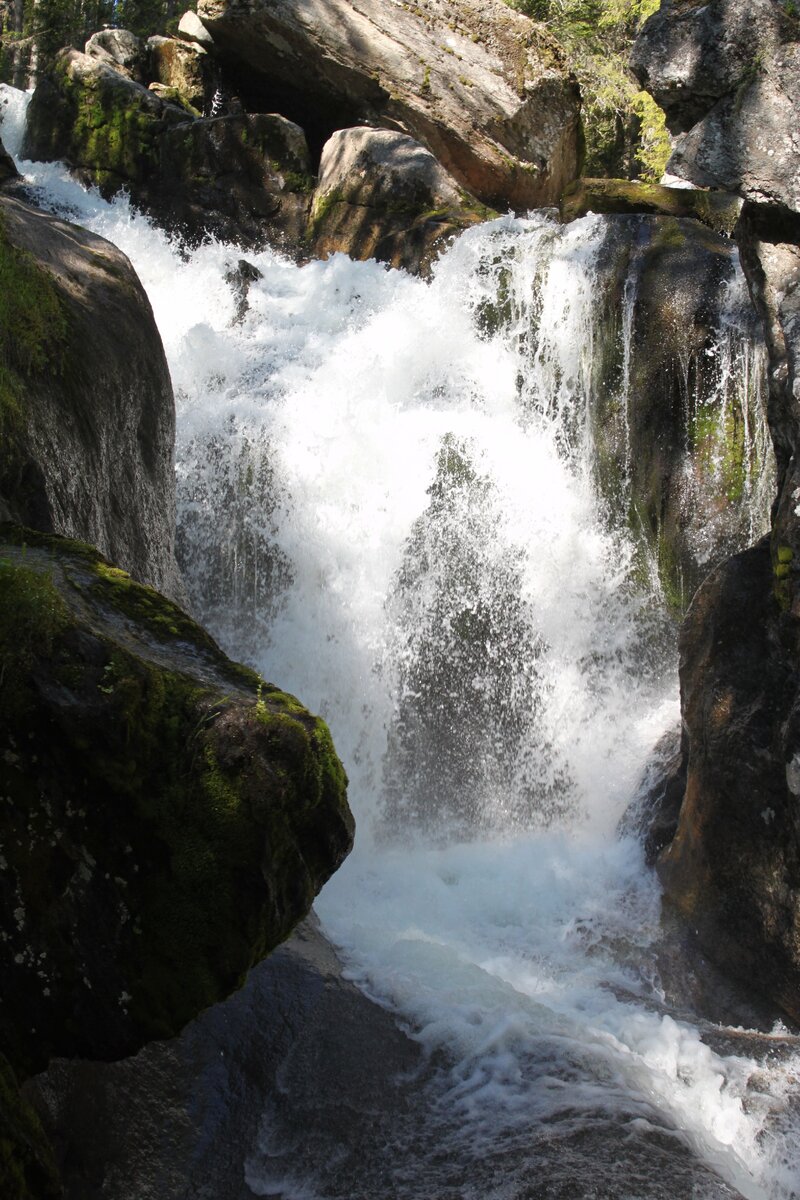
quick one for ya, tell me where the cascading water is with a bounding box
[3,86,799,1200]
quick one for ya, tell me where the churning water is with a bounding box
[3,86,799,1200]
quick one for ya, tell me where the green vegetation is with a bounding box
[0,0,194,85]
[508,0,670,180]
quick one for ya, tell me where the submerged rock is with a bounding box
[309,127,494,274]
[196,0,581,210]
[0,525,353,1079]
[0,193,182,600]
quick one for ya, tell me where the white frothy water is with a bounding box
[4,85,799,1200]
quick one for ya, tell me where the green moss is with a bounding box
[777,545,793,564]
[0,526,352,1069]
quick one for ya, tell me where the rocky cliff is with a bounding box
[632,0,800,1021]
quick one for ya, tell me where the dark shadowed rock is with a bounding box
[196,0,581,210]
[22,52,314,248]
[157,112,313,248]
[309,127,494,274]
[0,193,182,599]
[620,728,687,866]
[0,133,18,184]
[658,538,800,1022]
[590,213,773,610]
[0,526,353,1079]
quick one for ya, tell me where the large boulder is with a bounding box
[657,538,800,1022]
[309,127,494,273]
[84,28,144,83]
[0,193,182,600]
[632,0,800,213]
[0,525,353,1079]
[562,212,773,610]
[0,133,17,183]
[156,112,314,248]
[22,50,190,190]
[22,52,315,247]
[195,0,581,210]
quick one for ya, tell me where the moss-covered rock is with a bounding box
[0,525,353,1079]
[560,177,743,238]
[0,193,182,601]
[22,49,188,192]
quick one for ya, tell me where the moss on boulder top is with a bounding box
[0,525,353,1079]
[560,178,743,237]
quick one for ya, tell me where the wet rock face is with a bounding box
[0,526,353,1080]
[0,194,182,601]
[309,127,493,274]
[0,133,17,183]
[657,539,800,1022]
[196,0,581,210]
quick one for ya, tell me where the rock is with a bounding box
[224,257,263,323]
[309,127,494,274]
[195,0,581,210]
[0,193,182,600]
[22,54,314,248]
[620,728,687,866]
[22,49,188,193]
[590,214,773,611]
[0,133,17,184]
[84,28,144,83]
[734,203,800,491]
[667,43,800,213]
[0,1053,61,1200]
[657,538,800,1023]
[632,0,800,213]
[24,918,423,1200]
[177,9,215,48]
[146,35,207,113]
[560,177,743,238]
[0,525,353,1079]
[23,917,753,1200]
[157,113,314,248]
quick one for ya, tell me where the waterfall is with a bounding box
[3,84,799,1200]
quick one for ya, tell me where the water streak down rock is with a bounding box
[195,0,581,210]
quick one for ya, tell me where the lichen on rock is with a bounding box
[0,525,353,1079]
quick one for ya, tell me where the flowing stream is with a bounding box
[3,88,799,1200]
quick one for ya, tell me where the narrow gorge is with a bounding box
[1,1,800,1198]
